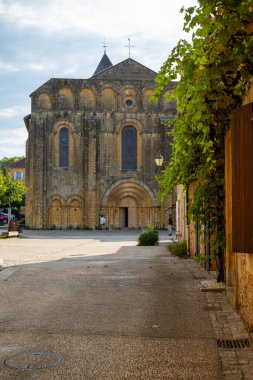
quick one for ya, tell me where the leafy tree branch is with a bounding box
[153,0,253,281]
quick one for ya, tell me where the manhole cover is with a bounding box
[217,339,251,349]
[2,351,64,371]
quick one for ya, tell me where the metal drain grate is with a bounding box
[217,339,251,349]
[2,351,64,371]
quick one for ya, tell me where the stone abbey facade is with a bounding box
[24,54,176,229]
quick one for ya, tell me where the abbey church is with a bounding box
[24,52,176,229]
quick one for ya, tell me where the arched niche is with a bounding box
[100,87,116,110]
[48,199,63,227]
[142,88,157,111]
[79,88,96,110]
[37,92,52,110]
[57,87,74,110]
[68,199,82,227]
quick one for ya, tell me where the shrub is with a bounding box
[138,226,159,246]
[169,241,188,257]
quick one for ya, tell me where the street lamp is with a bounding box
[155,152,164,229]
[155,152,164,167]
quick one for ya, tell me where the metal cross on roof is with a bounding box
[102,37,107,53]
[125,38,134,58]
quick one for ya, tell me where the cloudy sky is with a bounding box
[0,0,197,159]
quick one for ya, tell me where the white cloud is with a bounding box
[0,127,26,141]
[0,127,27,157]
[0,105,28,118]
[1,0,197,42]
[0,61,20,72]
[0,60,56,73]
[63,68,79,75]
[0,0,198,159]
[27,63,50,71]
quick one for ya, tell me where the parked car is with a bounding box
[0,211,16,220]
[1,209,23,219]
[0,212,8,224]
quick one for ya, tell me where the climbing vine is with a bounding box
[153,0,253,281]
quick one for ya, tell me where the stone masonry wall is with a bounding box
[26,67,176,229]
[236,254,253,330]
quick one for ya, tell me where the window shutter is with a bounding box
[231,102,253,253]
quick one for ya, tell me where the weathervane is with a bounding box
[125,38,134,58]
[102,37,107,53]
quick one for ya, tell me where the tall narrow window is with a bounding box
[59,127,69,167]
[122,126,137,169]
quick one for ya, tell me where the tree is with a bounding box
[0,156,28,209]
[153,1,253,281]
[0,172,28,208]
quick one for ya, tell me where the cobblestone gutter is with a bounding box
[201,279,253,380]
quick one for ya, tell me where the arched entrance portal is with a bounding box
[104,181,158,229]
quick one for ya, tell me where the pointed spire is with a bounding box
[93,39,112,76]
[93,52,113,76]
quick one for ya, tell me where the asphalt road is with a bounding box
[0,231,222,379]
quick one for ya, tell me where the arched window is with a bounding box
[59,127,69,167]
[122,126,137,170]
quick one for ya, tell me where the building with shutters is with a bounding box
[24,52,176,229]
[8,158,26,182]
[174,79,253,331]
[225,79,253,331]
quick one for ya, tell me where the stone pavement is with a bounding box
[206,291,253,380]
[167,232,253,379]
[0,230,252,379]
[194,268,253,379]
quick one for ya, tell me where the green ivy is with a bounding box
[153,1,253,281]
